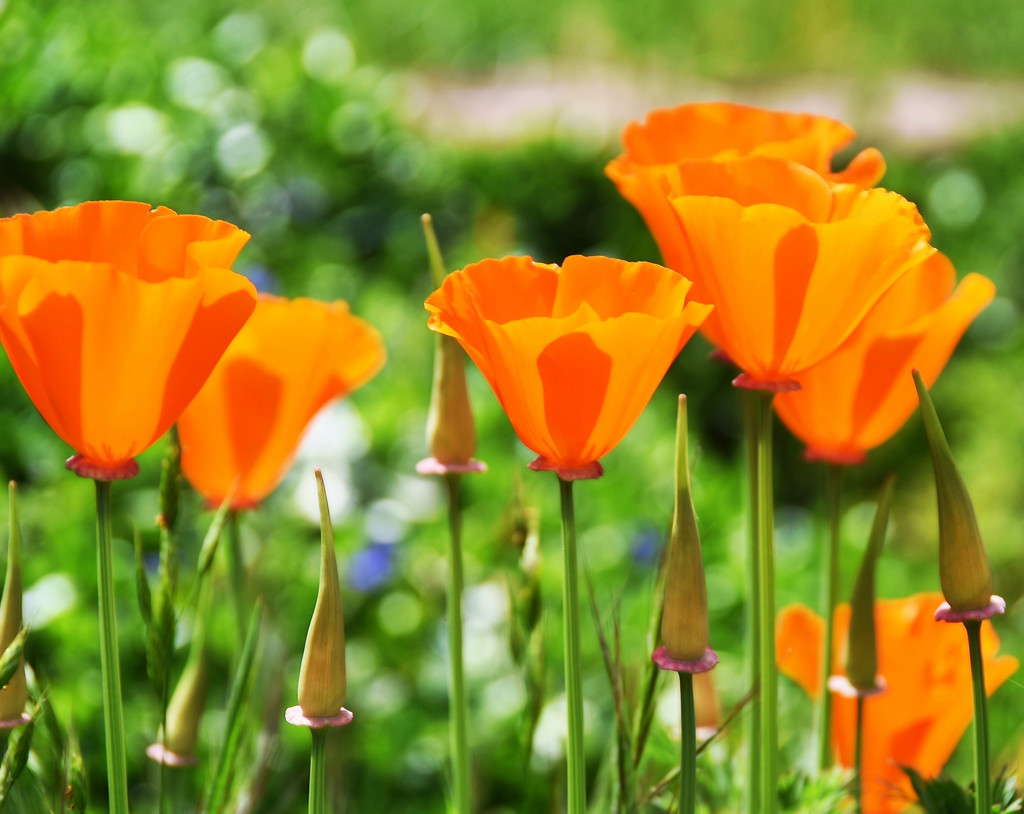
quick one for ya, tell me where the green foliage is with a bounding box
[903,766,1023,814]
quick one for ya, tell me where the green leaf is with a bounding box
[204,599,263,814]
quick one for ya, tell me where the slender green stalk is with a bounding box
[444,473,471,814]
[755,392,778,814]
[853,696,864,814]
[679,673,696,814]
[309,729,327,814]
[95,480,130,814]
[818,464,843,770]
[741,390,761,814]
[964,621,990,814]
[558,478,586,814]
[225,510,247,641]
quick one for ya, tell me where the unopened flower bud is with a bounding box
[913,371,993,613]
[0,482,27,728]
[161,645,208,761]
[844,476,894,693]
[297,470,347,717]
[660,395,710,662]
[417,214,484,475]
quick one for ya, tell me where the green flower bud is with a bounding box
[0,482,27,725]
[845,476,894,692]
[421,214,478,469]
[660,395,710,662]
[162,642,208,760]
[298,470,347,717]
[913,371,993,612]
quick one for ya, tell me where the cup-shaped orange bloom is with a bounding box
[773,253,995,463]
[608,102,885,189]
[618,154,932,388]
[425,256,712,479]
[178,294,385,508]
[0,201,258,479]
[607,103,884,305]
[777,596,1018,813]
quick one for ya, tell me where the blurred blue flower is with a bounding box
[242,264,279,294]
[630,528,661,566]
[348,541,397,592]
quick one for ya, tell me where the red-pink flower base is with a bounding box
[528,456,604,481]
[415,457,488,476]
[145,743,198,767]
[0,713,30,730]
[732,372,801,393]
[827,674,888,699]
[934,595,1006,623]
[65,454,140,481]
[652,645,719,674]
[285,705,354,729]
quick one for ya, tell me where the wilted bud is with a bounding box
[297,470,347,718]
[913,371,993,613]
[0,483,27,728]
[417,214,484,475]
[844,476,894,694]
[659,396,711,664]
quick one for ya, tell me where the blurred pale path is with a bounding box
[403,64,1024,149]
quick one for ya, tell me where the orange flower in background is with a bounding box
[425,255,711,479]
[0,201,257,480]
[606,102,885,285]
[632,155,933,389]
[178,294,385,508]
[774,253,995,463]
[610,102,885,186]
[777,596,1018,813]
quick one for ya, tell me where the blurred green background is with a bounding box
[1,0,1023,811]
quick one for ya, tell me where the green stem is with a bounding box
[309,728,327,814]
[559,478,586,814]
[854,696,864,814]
[965,621,990,814]
[225,510,247,642]
[444,474,471,814]
[741,390,761,814]
[679,672,696,814]
[95,480,130,814]
[755,392,778,814]
[818,464,843,770]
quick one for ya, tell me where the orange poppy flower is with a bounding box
[178,294,385,508]
[0,201,257,480]
[616,154,932,389]
[424,255,712,479]
[609,102,885,187]
[777,596,1019,814]
[606,102,884,295]
[773,253,995,463]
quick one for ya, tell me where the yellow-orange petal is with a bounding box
[137,212,250,281]
[669,184,933,383]
[425,256,711,471]
[776,603,828,700]
[775,253,995,461]
[179,295,385,507]
[0,256,257,468]
[617,102,866,179]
